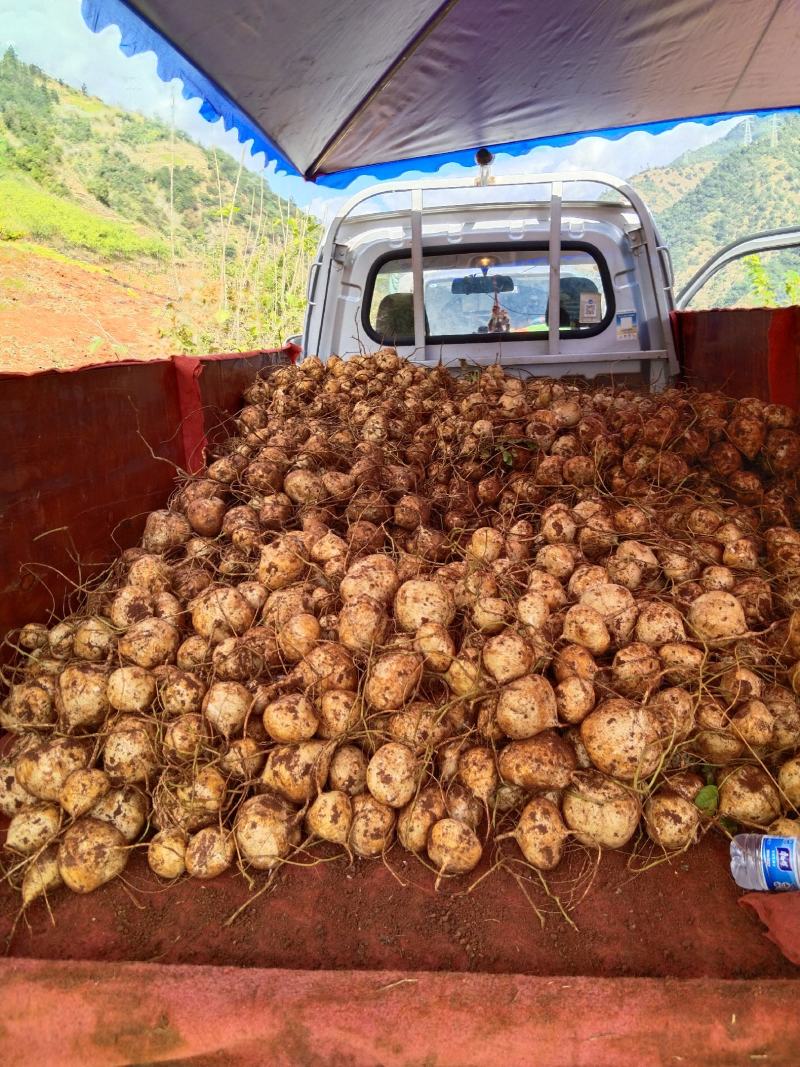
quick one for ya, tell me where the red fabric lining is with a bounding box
[767,306,800,409]
[1,961,798,1066]
[0,347,293,643]
[672,307,800,407]
[740,894,800,967]
[172,344,299,474]
[0,344,299,380]
[172,356,205,474]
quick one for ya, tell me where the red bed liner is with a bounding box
[1,320,797,1064]
[671,305,800,407]
[2,959,798,1067]
[0,346,295,646]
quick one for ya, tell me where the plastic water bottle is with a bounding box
[730,834,800,891]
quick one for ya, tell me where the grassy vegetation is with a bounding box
[632,114,800,304]
[0,175,166,257]
[0,46,322,351]
[0,46,289,251]
[7,240,110,273]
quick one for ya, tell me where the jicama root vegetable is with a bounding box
[6,804,62,855]
[59,769,110,818]
[190,586,255,643]
[644,790,701,850]
[4,350,800,914]
[496,675,558,738]
[580,699,661,780]
[365,652,422,710]
[57,818,128,892]
[397,785,446,852]
[185,826,235,879]
[349,793,395,857]
[328,745,368,795]
[264,740,332,804]
[235,794,299,868]
[337,596,388,651]
[56,665,109,730]
[0,754,36,817]
[427,818,482,876]
[718,766,781,826]
[15,739,89,802]
[118,617,180,669]
[91,786,148,842]
[457,746,498,804]
[366,743,419,807]
[394,580,455,632]
[148,828,188,879]
[509,797,569,869]
[563,772,641,848]
[687,592,748,646]
[634,602,686,646]
[263,692,319,743]
[482,631,534,685]
[555,675,596,724]
[562,604,610,655]
[316,690,360,738]
[777,757,800,808]
[498,732,577,790]
[305,790,352,844]
[155,765,227,832]
[296,642,357,695]
[107,666,157,713]
[22,845,63,906]
[1,680,56,731]
[611,643,661,698]
[103,716,157,783]
[769,817,800,839]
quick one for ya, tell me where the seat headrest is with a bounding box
[375,292,415,342]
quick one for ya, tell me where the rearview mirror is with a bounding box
[451,274,514,295]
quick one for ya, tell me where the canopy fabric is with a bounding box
[82,0,800,185]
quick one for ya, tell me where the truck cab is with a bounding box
[303,170,679,388]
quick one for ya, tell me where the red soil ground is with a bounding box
[0,243,179,372]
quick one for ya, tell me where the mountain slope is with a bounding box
[2,42,799,362]
[0,46,288,259]
[629,114,800,305]
[0,47,320,367]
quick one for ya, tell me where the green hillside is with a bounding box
[630,114,800,307]
[2,42,798,351]
[0,46,291,256]
[0,47,320,353]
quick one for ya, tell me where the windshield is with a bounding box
[366,245,611,344]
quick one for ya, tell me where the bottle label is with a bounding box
[761,837,798,891]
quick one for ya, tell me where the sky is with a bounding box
[1,0,746,222]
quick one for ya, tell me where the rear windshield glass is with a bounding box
[365,244,612,345]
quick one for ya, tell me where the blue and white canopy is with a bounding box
[82,0,800,186]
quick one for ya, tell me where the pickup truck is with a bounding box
[4,1,800,1061]
[303,162,800,395]
[304,167,678,388]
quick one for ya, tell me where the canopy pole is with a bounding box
[548,181,562,355]
[411,189,426,356]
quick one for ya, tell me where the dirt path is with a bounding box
[0,242,181,372]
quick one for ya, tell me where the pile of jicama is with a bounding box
[3,348,800,909]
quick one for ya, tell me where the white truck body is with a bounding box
[302,171,679,388]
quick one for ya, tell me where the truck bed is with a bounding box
[1,316,798,1065]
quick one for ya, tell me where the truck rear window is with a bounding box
[364,242,613,346]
